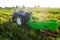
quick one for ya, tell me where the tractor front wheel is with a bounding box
[16,17,23,25]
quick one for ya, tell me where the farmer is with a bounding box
[12,6,28,16]
[22,5,28,15]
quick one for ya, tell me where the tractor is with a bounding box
[10,10,32,25]
[10,10,59,37]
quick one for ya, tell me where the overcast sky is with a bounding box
[0,0,60,8]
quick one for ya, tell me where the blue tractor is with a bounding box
[10,10,32,25]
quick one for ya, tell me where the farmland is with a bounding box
[0,7,60,40]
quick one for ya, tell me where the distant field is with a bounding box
[1,8,60,25]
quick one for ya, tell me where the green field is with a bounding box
[0,7,60,40]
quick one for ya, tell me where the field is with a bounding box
[0,7,60,40]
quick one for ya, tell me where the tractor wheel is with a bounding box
[16,16,24,25]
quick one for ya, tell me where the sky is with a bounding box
[0,0,60,8]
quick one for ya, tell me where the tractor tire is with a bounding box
[16,16,24,25]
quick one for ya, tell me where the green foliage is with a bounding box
[47,8,60,14]
[0,8,60,40]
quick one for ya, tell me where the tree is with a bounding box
[0,7,2,8]
[38,5,40,8]
[16,6,18,8]
[5,7,8,9]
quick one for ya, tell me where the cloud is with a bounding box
[0,0,60,8]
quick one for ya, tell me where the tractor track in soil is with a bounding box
[19,24,60,39]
